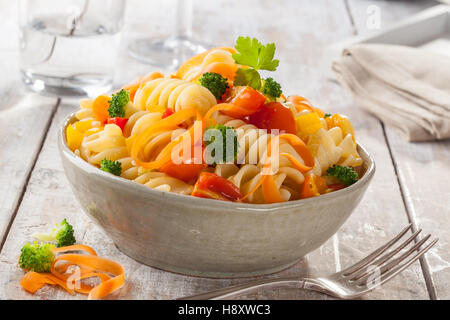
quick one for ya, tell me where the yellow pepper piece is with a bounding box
[66,124,84,151]
[325,114,355,141]
[74,119,93,133]
[296,112,323,135]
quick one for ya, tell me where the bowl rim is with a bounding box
[58,111,376,211]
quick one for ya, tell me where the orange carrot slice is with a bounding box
[20,271,75,295]
[199,62,238,81]
[51,254,124,300]
[122,71,164,102]
[131,108,200,169]
[53,244,98,256]
[262,174,284,203]
[92,95,111,123]
[176,47,236,79]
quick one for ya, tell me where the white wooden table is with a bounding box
[0,0,448,300]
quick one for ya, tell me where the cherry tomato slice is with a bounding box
[162,108,175,119]
[300,174,327,199]
[192,172,242,202]
[248,102,296,134]
[106,117,128,131]
[221,86,266,118]
[328,183,346,191]
[160,159,207,183]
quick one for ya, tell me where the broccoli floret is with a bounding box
[33,218,76,248]
[100,159,122,176]
[19,242,55,272]
[204,124,239,166]
[326,165,359,186]
[261,77,282,101]
[324,113,332,118]
[55,219,76,247]
[198,72,229,100]
[108,89,129,118]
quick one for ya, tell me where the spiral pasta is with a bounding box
[287,101,362,175]
[133,78,217,116]
[211,119,307,203]
[176,47,237,81]
[66,40,364,204]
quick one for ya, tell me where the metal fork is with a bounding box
[179,225,438,300]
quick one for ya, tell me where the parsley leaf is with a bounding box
[232,36,279,71]
[234,68,261,90]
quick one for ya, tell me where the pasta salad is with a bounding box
[66,37,363,204]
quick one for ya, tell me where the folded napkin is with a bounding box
[332,44,450,141]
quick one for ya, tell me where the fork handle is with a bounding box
[178,277,310,300]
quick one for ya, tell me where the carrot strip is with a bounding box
[239,135,276,202]
[121,71,164,102]
[262,174,284,203]
[20,271,75,295]
[51,253,125,300]
[53,244,97,256]
[131,108,200,169]
[92,95,111,123]
[279,134,314,168]
[203,103,233,125]
[280,153,312,174]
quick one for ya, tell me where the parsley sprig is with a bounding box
[232,36,281,95]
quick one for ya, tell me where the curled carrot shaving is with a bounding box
[121,71,164,102]
[51,254,124,299]
[240,134,314,203]
[131,108,202,169]
[203,103,233,126]
[262,174,284,203]
[53,244,98,256]
[20,271,75,295]
[279,134,314,168]
[239,135,276,202]
[20,244,124,300]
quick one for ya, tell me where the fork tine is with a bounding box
[349,229,422,280]
[361,238,438,290]
[341,224,412,276]
[356,234,432,285]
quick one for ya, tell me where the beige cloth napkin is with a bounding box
[332,44,450,141]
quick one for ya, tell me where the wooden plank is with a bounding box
[0,0,428,299]
[0,0,59,247]
[347,0,445,299]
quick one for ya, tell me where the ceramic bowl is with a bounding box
[58,113,375,278]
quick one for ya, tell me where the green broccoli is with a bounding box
[108,89,130,118]
[324,113,332,118]
[33,218,76,248]
[326,165,359,186]
[100,159,122,176]
[19,242,55,273]
[262,77,282,101]
[204,124,239,166]
[198,72,229,100]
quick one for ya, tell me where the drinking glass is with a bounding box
[128,0,208,70]
[19,0,126,97]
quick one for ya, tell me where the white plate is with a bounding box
[326,4,450,68]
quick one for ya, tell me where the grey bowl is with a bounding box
[58,112,375,278]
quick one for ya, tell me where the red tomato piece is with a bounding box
[191,172,242,202]
[328,183,346,191]
[106,117,128,131]
[162,108,175,119]
[221,86,266,118]
[248,102,296,134]
[160,159,207,183]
